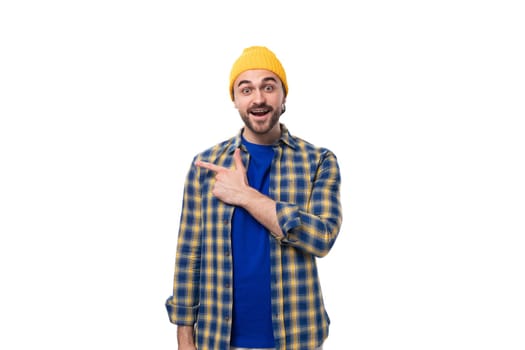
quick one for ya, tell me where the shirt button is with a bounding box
[225,251,230,256]
[225,316,230,321]
[225,283,230,288]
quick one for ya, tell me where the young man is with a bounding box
[166,46,343,350]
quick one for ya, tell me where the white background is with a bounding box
[1,1,524,349]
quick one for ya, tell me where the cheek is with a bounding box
[232,99,241,110]
[269,95,285,107]
[233,98,248,110]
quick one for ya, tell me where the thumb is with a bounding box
[233,148,245,171]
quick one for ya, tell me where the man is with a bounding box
[166,46,343,350]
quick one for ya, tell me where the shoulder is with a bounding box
[287,132,338,160]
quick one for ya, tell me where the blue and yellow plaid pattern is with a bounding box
[166,124,343,350]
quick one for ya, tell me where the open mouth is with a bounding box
[249,107,272,117]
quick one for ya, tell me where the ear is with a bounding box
[281,96,287,114]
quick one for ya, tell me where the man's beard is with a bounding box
[239,105,282,136]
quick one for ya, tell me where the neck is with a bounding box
[242,126,281,145]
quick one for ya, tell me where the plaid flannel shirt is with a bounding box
[166,124,343,350]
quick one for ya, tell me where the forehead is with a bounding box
[234,69,280,87]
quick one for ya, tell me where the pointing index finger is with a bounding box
[194,159,224,173]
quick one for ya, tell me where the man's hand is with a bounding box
[196,147,284,237]
[195,148,250,206]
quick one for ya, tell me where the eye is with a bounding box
[241,87,252,95]
[263,84,274,92]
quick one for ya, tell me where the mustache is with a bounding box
[248,104,273,112]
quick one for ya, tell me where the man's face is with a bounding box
[232,69,286,144]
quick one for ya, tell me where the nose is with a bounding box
[252,88,266,104]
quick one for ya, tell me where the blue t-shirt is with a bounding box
[230,138,275,348]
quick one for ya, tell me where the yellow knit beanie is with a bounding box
[229,46,288,101]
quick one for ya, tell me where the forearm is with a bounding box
[177,325,196,349]
[241,187,284,238]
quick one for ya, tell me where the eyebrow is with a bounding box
[237,76,278,88]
